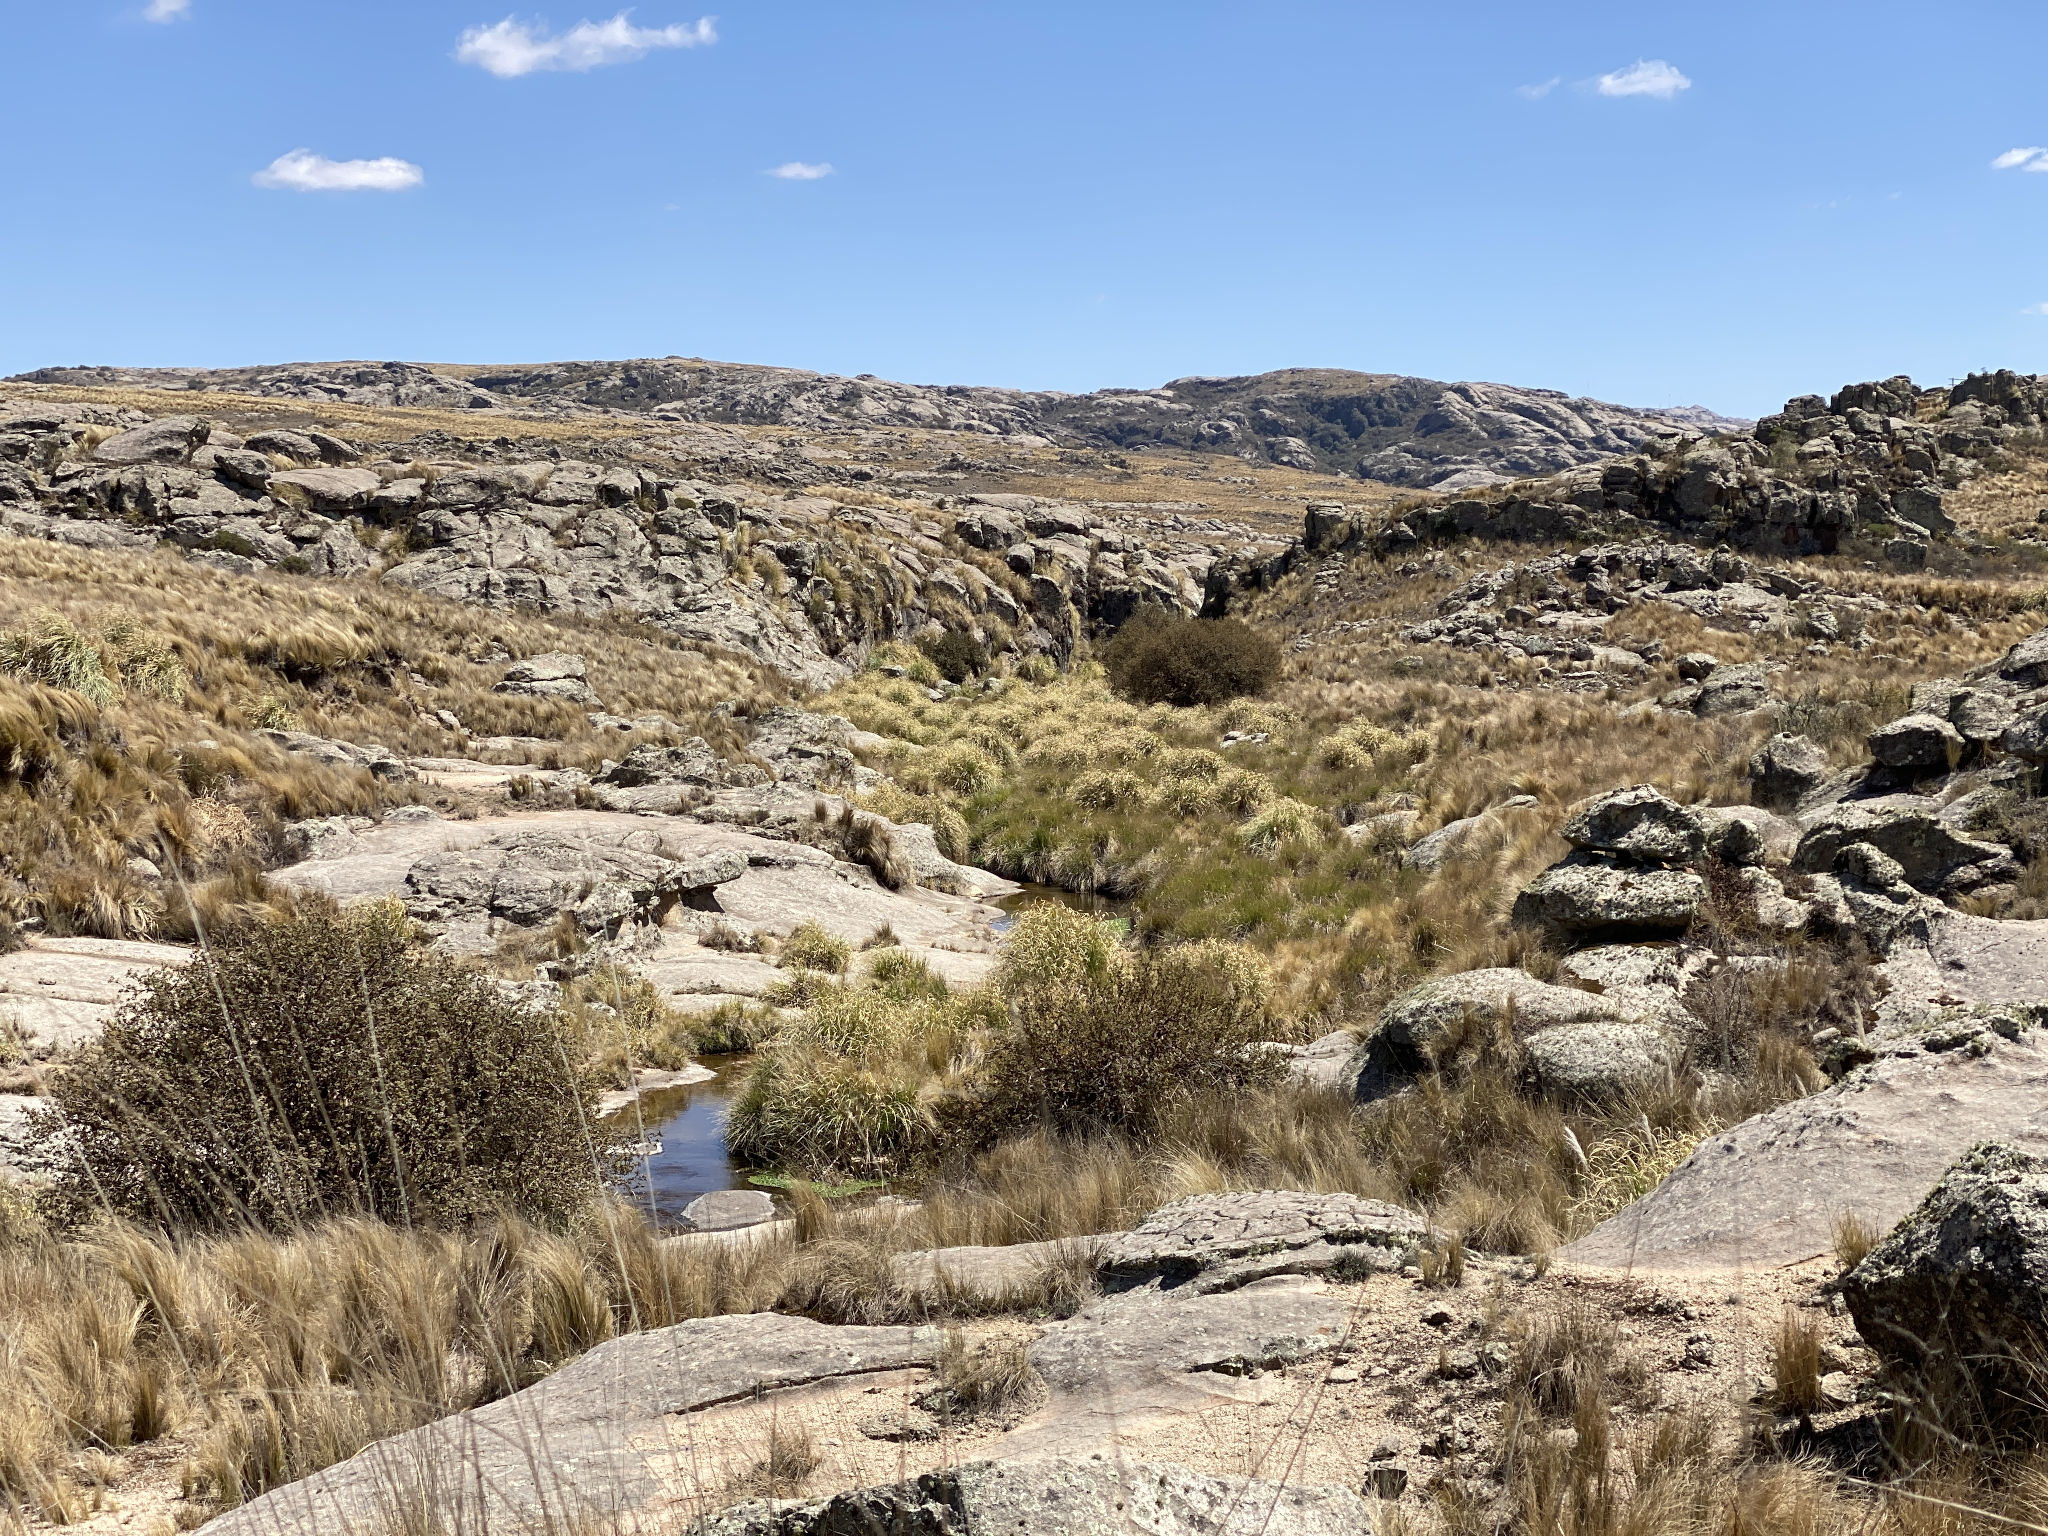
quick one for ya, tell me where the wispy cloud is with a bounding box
[456,11,715,76]
[1595,59,1690,99]
[2025,303,2048,316]
[1516,76,1560,100]
[1994,147,2048,173]
[144,0,190,20]
[253,150,424,193]
[766,161,833,181]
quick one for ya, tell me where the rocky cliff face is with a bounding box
[1336,370,2045,559]
[0,397,1294,688]
[11,358,1747,489]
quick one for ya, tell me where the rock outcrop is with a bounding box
[1841,1141,2048,1387]
[1096,1191,1427,1293]
[1353,370,2042,555]
[1513,785,1709,939]
[21,357,1741,488]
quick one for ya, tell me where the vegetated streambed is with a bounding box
[609,1054,756,1227]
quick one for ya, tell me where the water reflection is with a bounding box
[609,1054,753,1228]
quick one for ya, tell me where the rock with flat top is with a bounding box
[681,1188,776,1232]
[93,415,207,464]
[1525,1019,1677,1102]
[1097,1190,1425,1293]
[266,466,382,512]
[495,651,600,705]
[1373,966,1631,1073]
[202,1314,936,1536]
[1563,784,1706,864]
[1997,628,2048,690]
[1750,733,1829,809]
[1792,800,2017,895]
[1868,713,1964,771]
[1512,857,1705,936]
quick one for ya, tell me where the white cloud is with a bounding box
[456,11,715,77]
[1516,77,1560,100]
[253,150,424,193]
[767,161,833,180]
[1595,59,1691,99]
[2025,303,2048,316]
[144,0,190,20]
[1994,147,2048,172]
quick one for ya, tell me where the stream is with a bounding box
[608,1054,755,1227]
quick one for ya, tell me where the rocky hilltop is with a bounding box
[11,357,1747,490]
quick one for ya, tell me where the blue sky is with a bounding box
[5,2,2048,416]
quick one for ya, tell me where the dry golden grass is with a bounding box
[0,535,782,939]
[0,1203,788,1524]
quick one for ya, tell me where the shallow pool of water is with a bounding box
[992,881,1133,933]
[608,1055,755,1227]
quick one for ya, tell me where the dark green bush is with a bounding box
[1101,609,1280,707]
[39,905,615,1232]
[917,628,988,684]
[974,942,1277,1140]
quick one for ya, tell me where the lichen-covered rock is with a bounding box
[1691,661,1775,717]
[1524,1019,1678,1102]
[1842,1142,2048,1386]
[1868,712,1964,771]
[495,651,601,705]
[1997,628,2048,690]
[1097,1190,1426,1293]
[402,831,746,947]
[1512,857,1706,936]
[1791,800,2018,896]
[1750,733,1830,809]
[256,728,413,782]
[1698,804,1799,867]
[2002,707,2048,764]
[1372,967,1631,1071]
[1563,784,1706,864]
[92,415,208,465]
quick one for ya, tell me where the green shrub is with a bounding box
[1101,610,1280,708]
[38,905,613,1231]
[780,921,852,975]
[977,941,1278,1140]
[918,629,988,684]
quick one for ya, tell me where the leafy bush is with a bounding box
[39,905,613,1231]
[977,938,1276,1140]
[780,921,852,975]
[917,629,988,684]
[1101,609,1280,707]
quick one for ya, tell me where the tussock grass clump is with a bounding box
[41,903,615,1231]
[779,921,852,975]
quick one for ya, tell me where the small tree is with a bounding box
[1102,609,1280,707]
[40,905,614,1231]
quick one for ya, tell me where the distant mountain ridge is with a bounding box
[9,357,1750,491]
